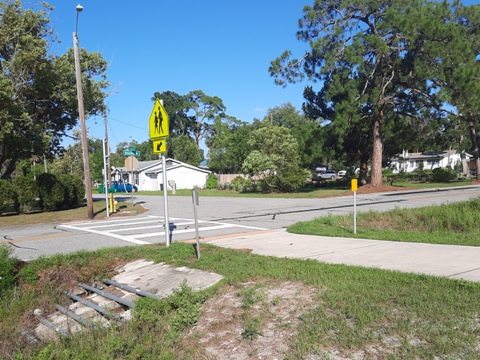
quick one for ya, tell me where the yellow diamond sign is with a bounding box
[153,139,167,154]
[149,99,169,139]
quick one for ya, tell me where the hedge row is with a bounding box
[0,174,85,214]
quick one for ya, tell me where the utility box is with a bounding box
[168,180,176,195]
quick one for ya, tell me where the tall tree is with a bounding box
[423,2,480,179]
[207,116,252,173]
[270,0,466,186]
[152,91,194,137]
[186,90,227,146]
[263,103,325,168]
[0,1,109,179]
[242,125,308,191]
[170,135,203,166]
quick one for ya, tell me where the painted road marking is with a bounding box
[0,233,74,244]
[58,216,267,245]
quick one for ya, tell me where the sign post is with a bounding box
[192,189,200,259]
[351,179,358,234]
[123,148,140,206]
[102,139,110,217]
[149,99,170,246]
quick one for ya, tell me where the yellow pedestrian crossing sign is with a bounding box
[149,99,169,139]
[153,139,167,154]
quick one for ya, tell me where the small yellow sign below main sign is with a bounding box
[153,139,167,154]
[149,99,169,139]
[351,179,358,192]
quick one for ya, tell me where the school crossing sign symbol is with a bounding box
[149,99,169,140]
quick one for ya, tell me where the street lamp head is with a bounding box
[76,4,83,13]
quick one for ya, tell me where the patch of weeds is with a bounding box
[237,284,265,310]
[134,280,206,332]
[242,316,263,340]
[133,296,171,325]
[170,281,207,331]
[271,296,281,306]
[17,264,38,286]
[0,244,19,296]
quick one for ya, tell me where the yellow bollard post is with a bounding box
[109,193,117,213]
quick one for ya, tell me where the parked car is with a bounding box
[337,170,347,177]
[311,163,329,172]
[318,170,337,179]
[114,181,138,193]
[98,181,138,193]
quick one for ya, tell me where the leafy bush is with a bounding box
[205,173,218,189]
[0,245,18,297]
[57,174,84,207]
[431,167,457,182]
[382,169,394,176]
[12,177,39,213]
[232,176,252,192]
[134,280,205,332]
[217,182,234,190]
[0,180,18,213]
[36,173,65,211]
[274,167,309,192]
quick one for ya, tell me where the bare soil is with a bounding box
[182,280,319,359]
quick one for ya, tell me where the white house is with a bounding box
[390,150,471,173]
[112,158,211,191]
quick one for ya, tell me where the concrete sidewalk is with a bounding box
[201,229,480,282]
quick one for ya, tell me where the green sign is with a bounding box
[123,150,140,157]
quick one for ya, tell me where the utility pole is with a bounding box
[104,112,112,187]
[73,4,94,219]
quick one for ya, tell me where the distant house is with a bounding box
[390,150,471,174]
[112,158,211,191]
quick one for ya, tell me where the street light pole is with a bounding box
[73,4,94,219]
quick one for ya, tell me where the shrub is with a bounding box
[205,173,218,189]
[12,177,39,213]
[232,176,251,192]
[0,245,18,297]
[382,169,394,176]
[274,167,309,192]
[71,175,85,204]
[0,179,19,213]
[431,167,457,182]
[57,174,85,207]
[36,173,65,211]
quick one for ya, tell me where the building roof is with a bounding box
[394,150,471,160]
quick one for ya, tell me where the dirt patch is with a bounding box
[184,280,319,359]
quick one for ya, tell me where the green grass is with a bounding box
[391,180,475,189]
[1,243,479,359]
[288,196,480,246]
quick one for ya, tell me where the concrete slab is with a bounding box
[112,260,224,298]
[202,229,480,282]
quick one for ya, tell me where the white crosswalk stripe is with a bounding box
[58,215,267,245]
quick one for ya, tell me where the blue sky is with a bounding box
[26,0,310,153]
[25,0,480,155]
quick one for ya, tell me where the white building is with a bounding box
[390,150,471,174]
[112,158,211,191]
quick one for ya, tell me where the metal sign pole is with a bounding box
[192,189,200,259]
[351,179,358,234]
[103,139,109,217]
[162,153,170,246]
[131,156,134,206]
[354,191,357,234]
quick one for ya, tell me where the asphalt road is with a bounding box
[3,185,480,261]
